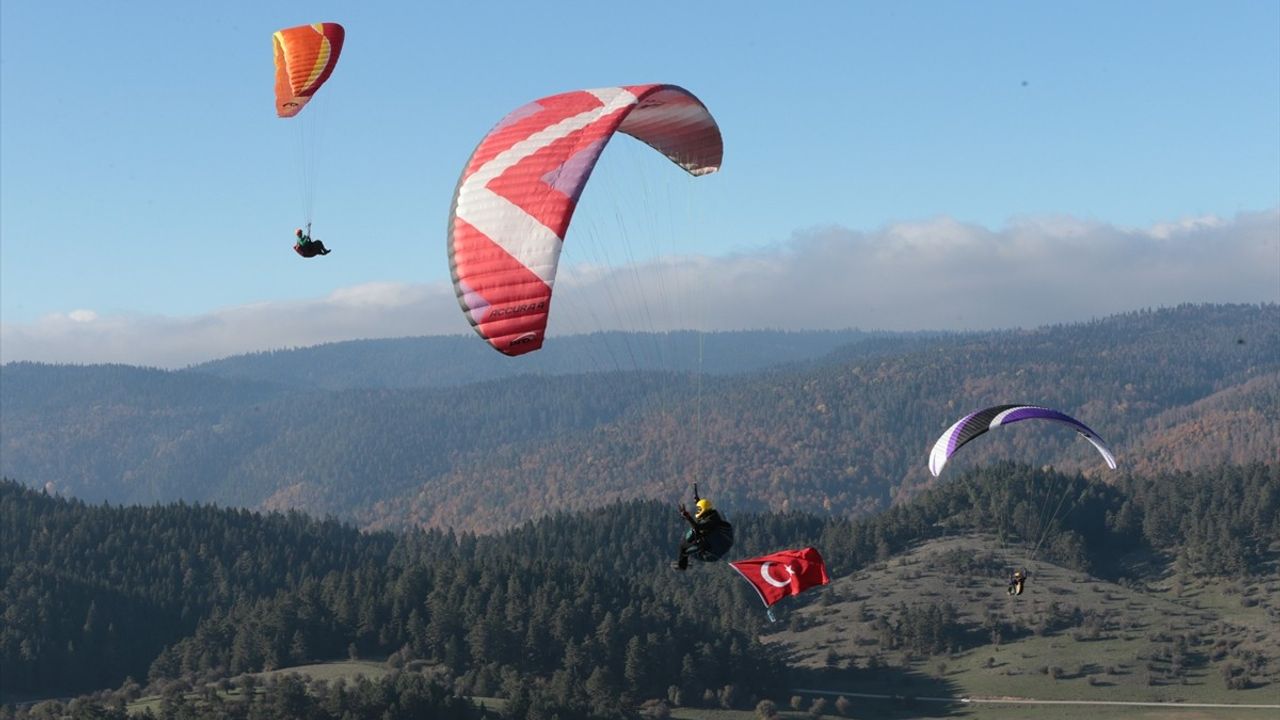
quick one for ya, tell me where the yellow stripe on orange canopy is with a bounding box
[273,22,344,118]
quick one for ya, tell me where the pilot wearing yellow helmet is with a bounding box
[674,489,734,571]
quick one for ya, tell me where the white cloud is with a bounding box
[1,282,468,368]
[2,209,1276,368]
[552,207,1279,334]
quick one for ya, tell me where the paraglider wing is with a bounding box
[273,23,345,118]
[928,404,1117,477]
[447,84,723,356]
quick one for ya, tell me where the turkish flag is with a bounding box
[729,547,830,607]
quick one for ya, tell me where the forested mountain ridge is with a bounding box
[2,304,1276,532]
[383,303,1279,530]
[0,478,785,709]
[3,462,1276,714]
[0,364,288,503]
[1124,370,1280,475]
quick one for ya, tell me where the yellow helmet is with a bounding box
[695,498,714,517]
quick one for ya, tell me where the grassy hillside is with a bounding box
[769,535,1280,708]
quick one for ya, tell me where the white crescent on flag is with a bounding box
[760,562,792,588]
[730,547,831,609]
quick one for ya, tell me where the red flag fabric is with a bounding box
[729,547,830,608]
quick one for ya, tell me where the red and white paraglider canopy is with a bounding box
[448,85,723,356]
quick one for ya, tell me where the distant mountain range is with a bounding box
[188,329,899,390]
[2,304,1276,532]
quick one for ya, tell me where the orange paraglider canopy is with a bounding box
[273,23,344,118]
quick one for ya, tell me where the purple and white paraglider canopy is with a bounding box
[928,404,1118,477]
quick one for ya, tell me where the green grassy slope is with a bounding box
[767,535,1279,708]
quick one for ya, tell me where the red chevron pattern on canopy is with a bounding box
[447,85,723,356]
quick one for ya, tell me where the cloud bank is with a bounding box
[1,283,468,369]
[3,209,1276,368]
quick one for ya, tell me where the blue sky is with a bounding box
[2,1,1277,365]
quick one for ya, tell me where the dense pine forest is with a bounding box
[3,462,1276,718]
[2,305,1277,533]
